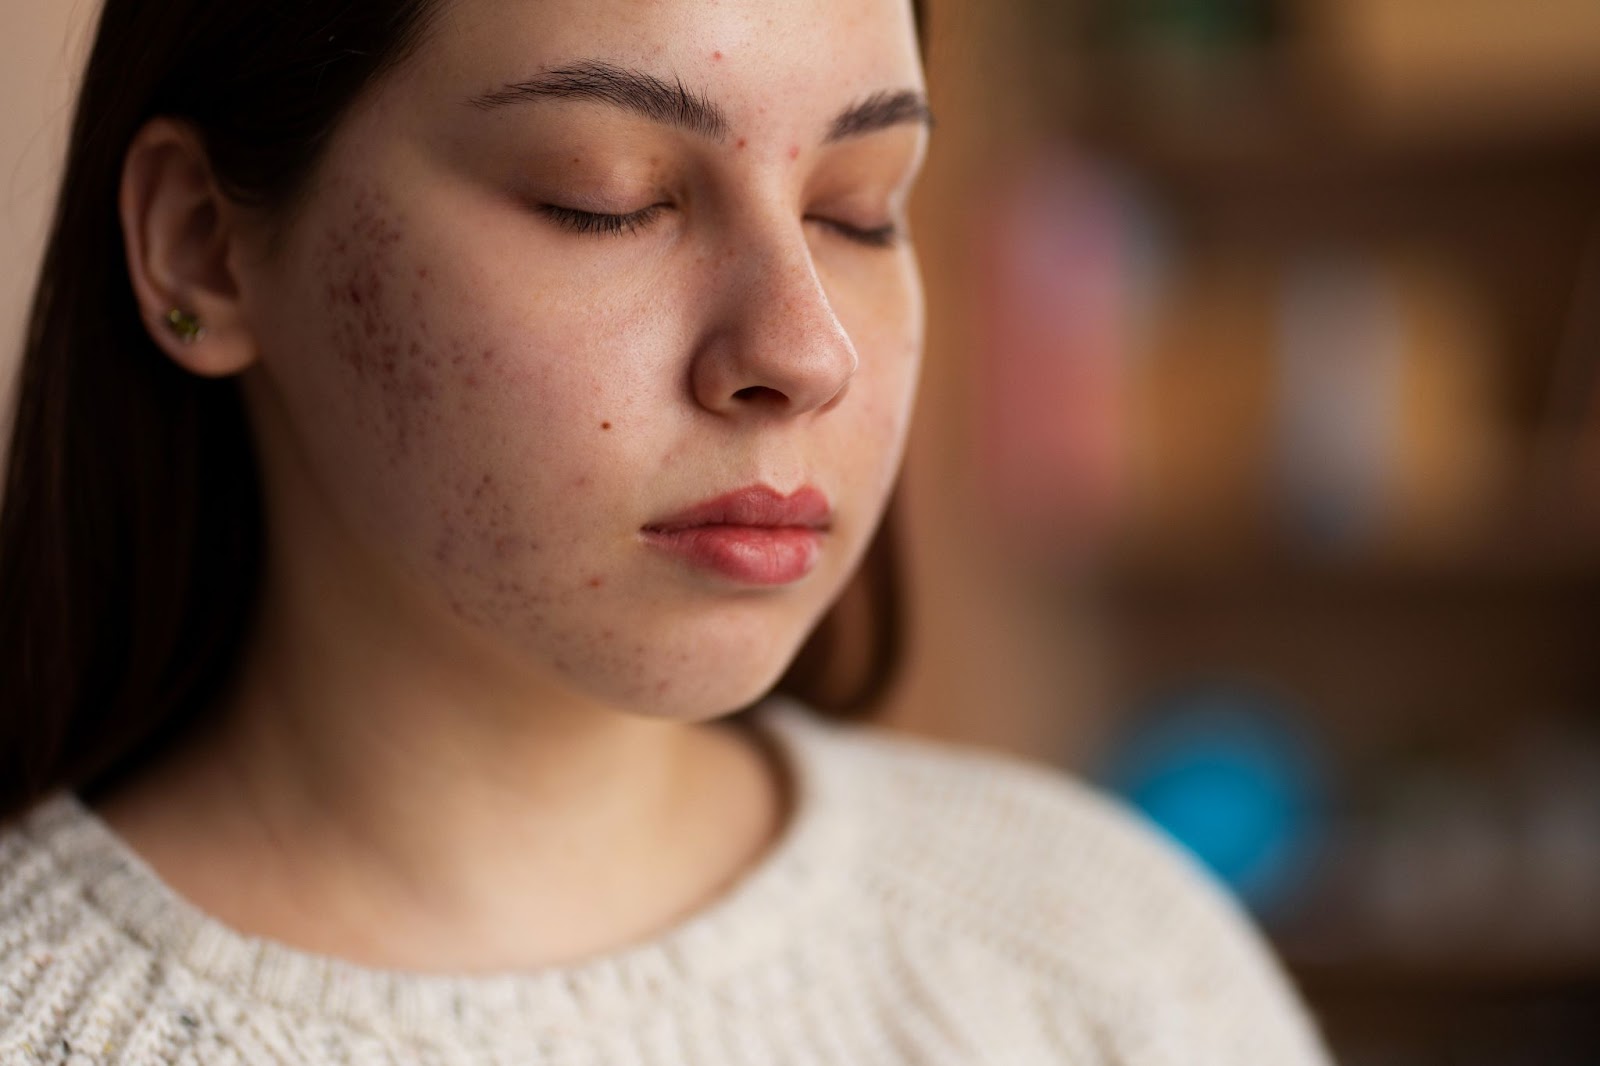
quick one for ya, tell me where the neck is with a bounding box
[93,573,784,973]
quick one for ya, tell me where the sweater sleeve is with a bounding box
[1031,781,1335,1066]
[848,725,1337,1066]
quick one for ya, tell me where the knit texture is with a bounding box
[1,699,1333,1064]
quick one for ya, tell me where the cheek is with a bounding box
[841,281,923,462]
[284,183,648,606]
[314,184,474,470]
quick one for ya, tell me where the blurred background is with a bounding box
[887,1,1600,1062]
[4,1,1599,1063]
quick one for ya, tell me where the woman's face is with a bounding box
[233,0,928,718]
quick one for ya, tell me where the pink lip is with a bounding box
[642,484,832,586]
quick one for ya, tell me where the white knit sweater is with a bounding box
[0,699,1332,1065]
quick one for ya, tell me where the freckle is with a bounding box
[601,421,612,430]
[601,628,615,640]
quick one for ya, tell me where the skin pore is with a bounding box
[100,0,928,972]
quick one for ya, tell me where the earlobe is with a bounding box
[119,116,259,378]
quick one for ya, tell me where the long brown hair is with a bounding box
[0,0,923,823]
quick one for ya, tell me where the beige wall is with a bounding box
[1,0,96,410]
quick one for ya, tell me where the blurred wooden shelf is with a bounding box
[1284,949,1600,994]
[1061,26,1600,190]
[1097,531,1600,602]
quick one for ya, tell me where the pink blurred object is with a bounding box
[971,149,1161,560]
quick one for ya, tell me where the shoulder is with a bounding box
[0,795,227,1064]
[779,705,1334,1065]
[810,711,1230,937]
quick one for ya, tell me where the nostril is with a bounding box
[732,385,787,404]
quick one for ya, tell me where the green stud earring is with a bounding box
[165,307,206,344]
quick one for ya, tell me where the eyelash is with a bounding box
[537,203,900,248]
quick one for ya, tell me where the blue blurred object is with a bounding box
[1098,684,1326,914]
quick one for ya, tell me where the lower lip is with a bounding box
[641,526,824,585]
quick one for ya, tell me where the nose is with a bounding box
[690,233,859,418]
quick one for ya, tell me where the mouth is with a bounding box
[641,484,832,586]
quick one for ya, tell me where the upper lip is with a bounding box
[644,484,833,532]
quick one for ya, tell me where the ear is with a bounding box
[119,117,259,377]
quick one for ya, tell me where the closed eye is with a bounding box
[538,203,666,236]
[538,203,901,248]
[809,217,901,249]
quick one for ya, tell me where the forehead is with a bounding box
[398,0,924,129]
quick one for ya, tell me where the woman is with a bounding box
[0,0,1332,1062]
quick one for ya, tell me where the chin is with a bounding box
[601,629,813,725]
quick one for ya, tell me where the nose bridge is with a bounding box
[692,216,859,418]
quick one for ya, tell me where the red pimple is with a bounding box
[588,577,605,589]
[712,50,723,61]
[788,145,800,161]
[737,137,747,150]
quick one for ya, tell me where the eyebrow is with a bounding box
[825,89,934,144]
[465,60,933,145]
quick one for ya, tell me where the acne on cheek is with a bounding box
[314,186,550,625]
[312,187,688,702]
[318,184,457,467]
[432,468,550,630]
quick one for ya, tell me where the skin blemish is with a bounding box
[737,137,747,150]
[787,145,800,161]
[712,50,723,61]
[587,576,604,589]
[601,421,613,430]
